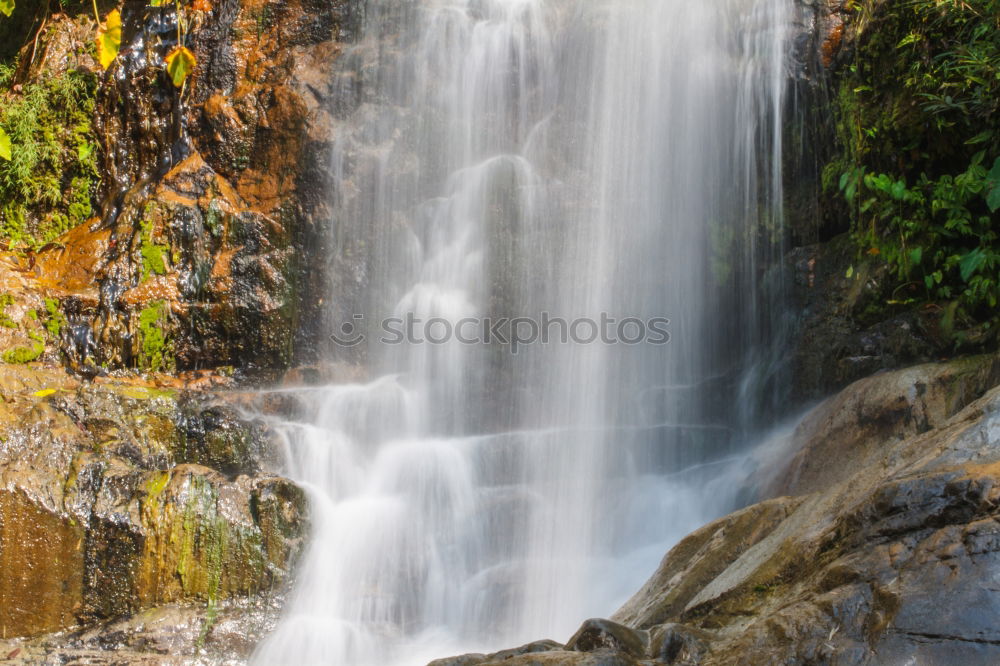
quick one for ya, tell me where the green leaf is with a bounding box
[0,126,10,162]
[845,180,857,203]
[959,248,986,282]
[846,265,854,279]
[890,180,907,201]
[965,131,993,146]
[165,46,197,88]
[909,247,922,267]
[0,0,13,18]
[986,158,1000,213]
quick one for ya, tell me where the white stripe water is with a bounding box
[254,0,791,663]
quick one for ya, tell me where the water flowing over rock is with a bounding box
[1,0,996,663]
[441,357,1000,664]
[253,0,793,663]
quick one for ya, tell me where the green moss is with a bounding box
[3,329,45,363]
[0,70,100,249]
[43,298,66,337]
[139,215,170,281]
[0,293,15,329]
[145,471,171,500]
[141,242,169,279]
[138,300,174,372]
[203,200,223,238]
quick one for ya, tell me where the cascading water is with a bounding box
[254,0,790,664]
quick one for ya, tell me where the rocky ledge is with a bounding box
[0,363,306,661]
[434,354,1000,665]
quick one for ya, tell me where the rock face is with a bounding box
[5,0,356,379]
[0,0,346,658]
[782,235,954,408]
[0,365,306,640]
[435,355,1000,665]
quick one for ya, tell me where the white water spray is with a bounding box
[254,0,791,663]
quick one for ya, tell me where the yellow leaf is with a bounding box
[97,10,122,70]
[165,46,197,88]
[0,0,14,19]
[33,389,56,398]
[867,247,881,256]
[0,127,10,162]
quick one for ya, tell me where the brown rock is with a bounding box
[0,364,305,639]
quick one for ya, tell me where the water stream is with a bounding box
[254,0,791,663]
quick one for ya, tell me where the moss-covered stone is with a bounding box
[0,365,305,639]
[137,466,270,605]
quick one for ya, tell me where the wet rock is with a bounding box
[22,0,357,377]
[0,597,284,663]
[612,497,802,631]
[566,619,648,658]
[768,353,1000,497]
[466,356,1000,665]
[783,236,944,407]
[615,358,1000,664]
[430,640,569,666]
[428,654,490,666]
[0,365,305,639]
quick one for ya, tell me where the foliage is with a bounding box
[165,45,196,87]
[0,70,98,248]
[0,0,12,18]
[0,127,9,161]
[96,8,121,70]
[833,0,1000,337]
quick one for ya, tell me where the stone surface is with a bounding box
[783,235,949,407]
[0,0,356,379]
[0,597,283,664]
[435,356,1000,665]
[0,364,306,639]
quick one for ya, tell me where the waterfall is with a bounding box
[253,0,791,663]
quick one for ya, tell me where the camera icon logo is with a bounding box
[330,314,366,347]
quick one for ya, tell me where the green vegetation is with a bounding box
[831,0,1000,344]
[43,297,66,337]
[3,328,45,363]
[139,214,170,280]
[0,69,99,249]
[0,293,15,328]
[138,300,174,372]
